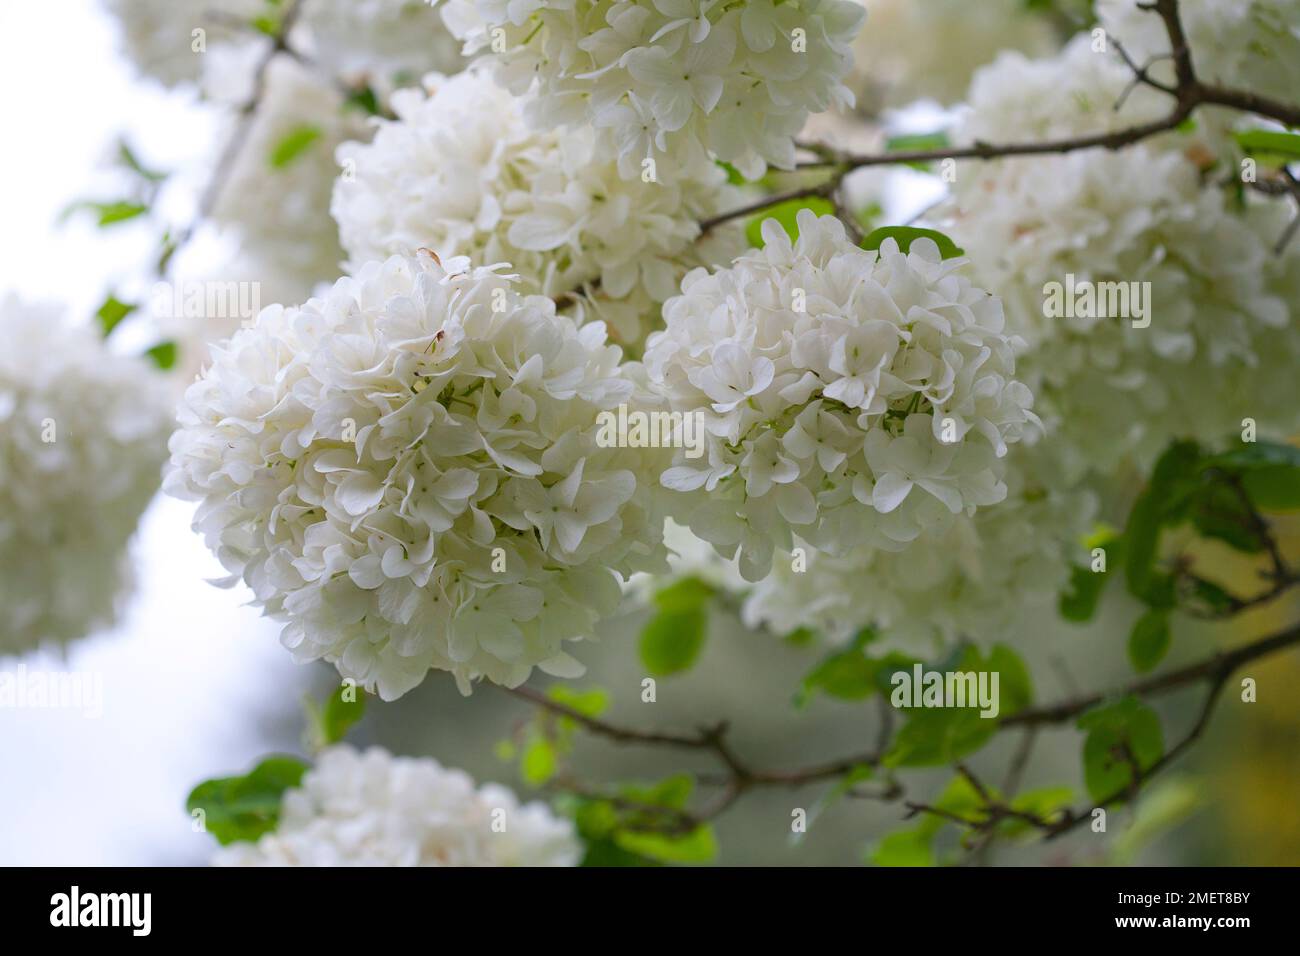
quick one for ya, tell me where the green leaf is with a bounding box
[1233,128,1300,166]
[869,827,936,867]
[884,131,951,170]
[61,200,150,227]
[886,708,997,767]
[1000,786,1074,837]
[1127,608,1171,673]
[269,124,323,169]
[96,294,136,337]
[1059,528,1123,623]
[144,340,178,369]
[547,685,609,719]
[1188,481,1264,553]
[1077,697,1164,802]
[344,84,383,117]
[614,824,718,864]
[520,735,558,786]
[186,755,309,846]
[1205,440,1300,512]
[316,683,366,745]
[988,644,1034,716]
[116,138,166,182]
[746,196,835,247]
[639,577,713,676]
[798,644,881,703]
[1123,440,1203,605]
[861,225,964,259]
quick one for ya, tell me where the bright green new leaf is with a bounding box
[861,225,964,259]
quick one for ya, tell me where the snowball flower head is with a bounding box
[1098,0,1300,106]
[299,0,466,81]
[848,0,1058,110]
[166,252,670,700]
[0,297,172,654]
[207,53,367,302]
[105,0,261,86]
[215,746,580,866]
[332,68,742,345]
[741,448,1096,650]
[945,37,1299,479]
[438,0,865,179]
[644,211,1038,581]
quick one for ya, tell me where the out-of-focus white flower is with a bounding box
[944,37,1299,480]
[207,54,366,304]
[849,0,1059,111]
[299,0,465,82]
[104,0,261,86]
[437,0,865,179]
[0,297,172,655]
[214,746,580,866]
[166,252,671,700]
[332,68,742,345]
[644,211,1038,581]
[1099,0,1300,105]
[740,448,1096,650]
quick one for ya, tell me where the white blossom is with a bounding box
[437,0,865,179]
[331,68,743,345]
[298,0,466,82]
[166,251,671,700]
[1099,0,1300,106]
[644,211,1038,581]
[104,0,261,86]
[0,297,172,655]
[740,448,1096,649]
[206,53,366,304]
[214,746,580,866]
[848,0,1058,111]
[944,37,1300,480]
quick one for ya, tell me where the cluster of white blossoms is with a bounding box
[166,252,672,700]
[104,0,261,87]
[215,746,580,866]
[643,211,1039,581]
[207,53,366,304]
[299,0,465,82]
[0,298,172,655]
[1099,0,1300,105]
[106,0,463,90]
[944,36,1300,480]
[740,449,1097,649]
[437,0,865,178]
[848,0,1058,111]
[332,68,743,345]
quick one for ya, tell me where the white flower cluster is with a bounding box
[740,449,1096,650]
[106,0,463,90]
[332,68,743,345]
[207,53,365,305]
[643,211,1038,581]
[0,297,172,655]
[437,0,865,178]
[1099,0,1300,106]
[166,252,671,700]
[848,0,1058,111]
[299,0,466,83]
[104,0,260,86]
[945,37,1300,480]
[214,746,580,866]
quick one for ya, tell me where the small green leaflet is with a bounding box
[861,225,964,259]
[269,124,323,169]
[186,755,309,846]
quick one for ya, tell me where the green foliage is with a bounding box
[1059,526,1123,623]
[1233,128,1300,166]
[305,682,367,749]
[186,755,309,846]
[269,124,323,169]
[884,130,951,169]
[860,225,964,259]
[868,775,983,866]
[884,645,1032,768]
[60,199,149,227]
[144,340,178,369]
[746,195,836,247]
[639,576,714,676]
[1127,608,1171,673]
[116,138,166,183]
[344,84,384,117]
[507,685,609,786]
[95,294,136,338]
[1077,697,1164,803]
[568,775,717,865]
